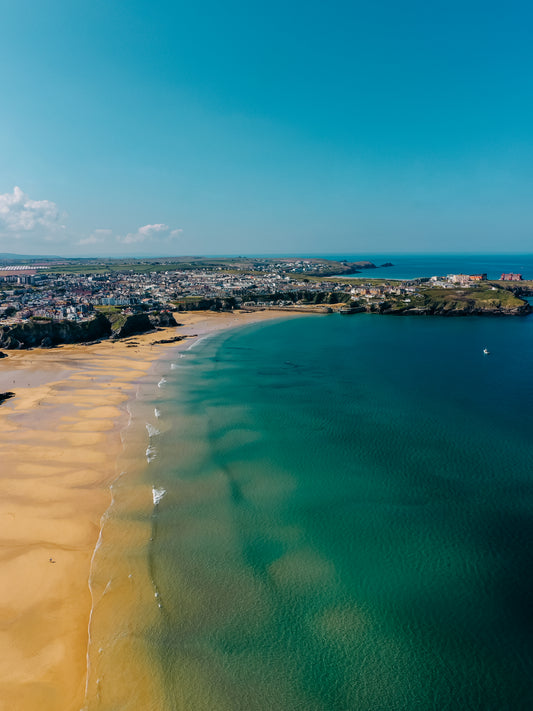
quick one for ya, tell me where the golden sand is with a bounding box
[0,309,306,711]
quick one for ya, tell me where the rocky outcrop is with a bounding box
[497,284,533,298]
[0,392,15,405]
[427,301,531,316]
[0,351,7,358]
[0,312,112,349]
[150,335,186,345]
[378,300,531,316]
[149,310,179,328]
[111,310,180,338]
[0,309,181,349]
[339,306,366,314]
[3,336,22,349]
[113,313,154,339]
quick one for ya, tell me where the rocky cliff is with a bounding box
[111,310,178,338]
[113,313,154,338]
[149,310,179,328]
[0,309,180,349]
[379,303,531,316]
[375,288,531,316]
[0,312,112,349]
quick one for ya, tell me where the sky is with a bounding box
[0,0,532,257]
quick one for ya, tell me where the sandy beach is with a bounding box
[0,309,305,711]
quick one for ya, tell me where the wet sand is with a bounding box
[0,310,306,711]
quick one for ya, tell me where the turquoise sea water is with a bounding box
[324,253,533,280]
[134,313,533,710]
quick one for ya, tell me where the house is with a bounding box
[500,273,522,281]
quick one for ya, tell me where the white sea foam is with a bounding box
[146,445,157,463]
[146,423,160,437]
[157,377,167,388]
[83,469,127,705]
[170,362,178,369]
[154,408,161,418]
[187,335,207,350]
[152,486,166,505]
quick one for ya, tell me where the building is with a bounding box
[447,274,471,285]
[500,273,523,281]
[447,273,487,284]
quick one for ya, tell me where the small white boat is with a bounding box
[483,348,490,355]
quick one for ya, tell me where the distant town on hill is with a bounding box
[0,256,531,349]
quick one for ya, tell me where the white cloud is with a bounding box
[0,186,63,236]
[117,223,183,245]
[0,187,184,254]
[78,229,112,246]
[139,223,168,236]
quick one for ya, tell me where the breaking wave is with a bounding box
[146,445,157,463]
[146,423,160,437]
[152,487,166,506]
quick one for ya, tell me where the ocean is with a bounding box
[85,284,533,710]
[324,253,533,281]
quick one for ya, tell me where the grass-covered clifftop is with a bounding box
[0,312,112,349]
[0,309,178,349]
[380,286,530,316]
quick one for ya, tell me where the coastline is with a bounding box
[0,309,306,711]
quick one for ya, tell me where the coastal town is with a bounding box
[0,257,373,321]
[0,256,531,348]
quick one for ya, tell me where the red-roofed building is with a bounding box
[500,273,523,281]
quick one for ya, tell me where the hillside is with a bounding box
[379,286,531,316]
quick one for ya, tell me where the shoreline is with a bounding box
[0,309,307,711]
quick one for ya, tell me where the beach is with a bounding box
[0,309,301,711]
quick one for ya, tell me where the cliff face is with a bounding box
[423,301,530,316]
[149,310,178,328]
[0,312,112,349]
[113,313,154,338]
[497,283,533,298]
[377,297,531,316]
[362,284,531,317]
[111,311,178,338]
[0,310,180,349]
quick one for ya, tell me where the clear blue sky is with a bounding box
[0,0,532,256]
